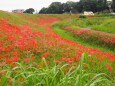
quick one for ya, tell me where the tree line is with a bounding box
[39,0,115,14]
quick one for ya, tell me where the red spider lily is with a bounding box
[83,63,89,69]
[0,34,2,37]
[65,67,69,73]
[2,57,19,63]
[36,65,41,68]
[23,58,30,63]
[29,40,38,49]
[37,49,43,53]
[0,15,115,78]
[106,64,113,72]
[76,58,81,62]
[0,47,4,51]
[8,78,12,86]
[76,50,82,57]
[10,63,17,68]
[42,52,50,58]
[20,77,26,82]
[0,62,6,65]
[46,60,50,64]
[23,56,35,63]
[57,57,74,63]
[53,60,60,63]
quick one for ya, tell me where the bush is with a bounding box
[79,15,87,18]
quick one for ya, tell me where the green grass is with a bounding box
[1,54,114,86]
[52,23,115,54]
[0,11,115,86]
[0,11,26,25]
[55,16,115,34]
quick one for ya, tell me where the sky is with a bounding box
[0,0,79,12]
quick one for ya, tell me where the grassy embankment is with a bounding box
[0,11,115,86]
[53,15,115,53]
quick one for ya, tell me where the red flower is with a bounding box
[37,49,43,53]
[0,34,2,37]
[36,65,41,68]
[106,64,113,72]
[42,52,50,58]
[23,58,30,63]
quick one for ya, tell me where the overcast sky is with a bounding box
[0,0,79,12]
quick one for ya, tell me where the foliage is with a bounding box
[24,8,35,14]
[0,11,115,86]
[39,0,111,14]
[1,54,115,86]
[112,0,115,12]
[79,15,87,18]
[39,2,63,14]
[39,7,48,14]
[52,16,115,53]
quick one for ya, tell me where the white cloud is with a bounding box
[0,0,79,12]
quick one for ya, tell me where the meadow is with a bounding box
[0,11,115,86]
[53,15,115,53]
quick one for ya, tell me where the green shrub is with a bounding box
[79,15,87,18]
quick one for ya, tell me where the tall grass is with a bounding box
[0,53,114,86]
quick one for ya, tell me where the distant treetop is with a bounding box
[24,8,35,14]
[39,0,115,14]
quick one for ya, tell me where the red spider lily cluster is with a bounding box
[0,16,115,74]
[37,17,60,25]
[63,26,115,50]
[0,19,38,64]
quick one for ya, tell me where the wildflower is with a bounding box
[36,65,41,68]
[37,49,43,53]
[106,64,113,72]
[65,67,69,73]
[20,77,26,82]
[23,58,30,63]
[53,60,60,63]
[76,50,82,57]
[42,52,50,58]
[32,56,35,60]
[83,63,89,69]
[0,34,2,37]
[76,58,80,62]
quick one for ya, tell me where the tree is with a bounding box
[96,0,108,12]
[62,3,70,13]
[46,2,63,14]
[62,1,76,13]
[112,0,115,12]
[80,0,97,12]
[38,0,110,14]
[24,8,35,14]
[74,2,83,13]
[39,7,48,14]
[80,0,108,12]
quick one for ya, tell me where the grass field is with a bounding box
[53,15,115,53]
[0,11,115,86]
[54,15,115,33]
